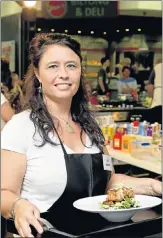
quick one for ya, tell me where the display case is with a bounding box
[72,35,108,88]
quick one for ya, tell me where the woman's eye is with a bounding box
[67,64,76,68]
[48,65,57,69]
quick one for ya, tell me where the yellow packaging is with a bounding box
[108,126,114,140]
[122,135,136,153]
[101,126,109,144]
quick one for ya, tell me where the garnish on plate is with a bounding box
[100,183,139,210]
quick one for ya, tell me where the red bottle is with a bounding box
[113,132,123,150]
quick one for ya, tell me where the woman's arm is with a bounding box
[1,149,43,237]
[1,150,27,218]
[108,173,161,196]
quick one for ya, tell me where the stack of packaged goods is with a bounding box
[96,115,116,146]
[96,115,162,161]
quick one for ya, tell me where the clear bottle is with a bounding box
[127,123,133,135]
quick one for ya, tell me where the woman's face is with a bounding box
[35,44,81,101]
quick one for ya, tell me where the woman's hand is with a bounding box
[14,199,43,237]
[150,179,162,197]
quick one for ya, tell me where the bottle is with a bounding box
[122,135,136,153]
[127,123,133,135]
[143,121,149,136]
[138,122,145,136]
[113,132,123,150]
[147,125,152,137]
[123,124,128,135]
[132,121,139,135]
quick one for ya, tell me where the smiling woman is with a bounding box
[1,33,162,238]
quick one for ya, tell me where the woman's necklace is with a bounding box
[51,113,74,133]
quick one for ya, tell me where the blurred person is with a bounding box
[1,59,23,113]
[1,59,15,129]
[1,93,14,130]
[11,72,23,87]
[117,66,137,99]
[11,72,24,108]
[142,62,162,124]
[85,82,98,105]
[116,57,136,78]
[97,57,110,95]
[1,33,161,238]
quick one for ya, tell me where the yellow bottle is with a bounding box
[122,135,136,153]
[102,126,109,144]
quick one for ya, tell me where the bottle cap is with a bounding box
[133,121,139,127]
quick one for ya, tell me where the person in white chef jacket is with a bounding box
[144,62,162,124]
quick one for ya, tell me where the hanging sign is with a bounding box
[42,1,118,19]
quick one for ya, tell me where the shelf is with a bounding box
[86,64,101,67]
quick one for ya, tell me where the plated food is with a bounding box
[73,191,162,222]
[101,186,139,210]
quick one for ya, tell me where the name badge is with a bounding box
[103,155,113,171]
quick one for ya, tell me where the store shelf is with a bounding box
[86,64,101,67]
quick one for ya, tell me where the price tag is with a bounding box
[102,155,113,171]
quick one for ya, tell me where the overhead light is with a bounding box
[65,29,68,33]
[116,29,120,32]
[78,30,81,34]
[125,29,129,32]
[137,28,141,32]
[90,31,94,34]
[103,32,107,35]
[24,1,36,7]
[37,28,41,32]
[51,29,55,32]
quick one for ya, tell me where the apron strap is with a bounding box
[53,126,68,158]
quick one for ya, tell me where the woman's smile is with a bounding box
[54,83,72,90]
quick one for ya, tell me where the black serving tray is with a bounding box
[6,205,162,238]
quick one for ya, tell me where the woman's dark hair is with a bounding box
[22,33,104,150]
[1,59,13,90]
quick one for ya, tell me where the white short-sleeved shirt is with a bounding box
[1,93,8,130]
[1,111,100,212]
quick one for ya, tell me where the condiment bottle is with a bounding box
[132,121,139,135]
[113,131,123,150]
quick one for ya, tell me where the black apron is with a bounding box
[41,129,111,236]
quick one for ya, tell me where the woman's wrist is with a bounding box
[150,178,162,197]
[10,197,28,219]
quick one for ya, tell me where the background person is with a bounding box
[1,59,15,129]
[97,57,110,95]
[117,66,138,100]
[142,62,162,124]
[1,33,161,238]
[1,60,23,113]
[1,93,14,130]
[116,57,136,78]
[85,82,98,105]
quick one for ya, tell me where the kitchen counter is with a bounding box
[106,146,161,175]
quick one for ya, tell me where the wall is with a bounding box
[1,1,22,76]
[1,1,22,17]
[119,1,162,17]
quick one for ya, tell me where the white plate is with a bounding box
[73,195,162,222]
